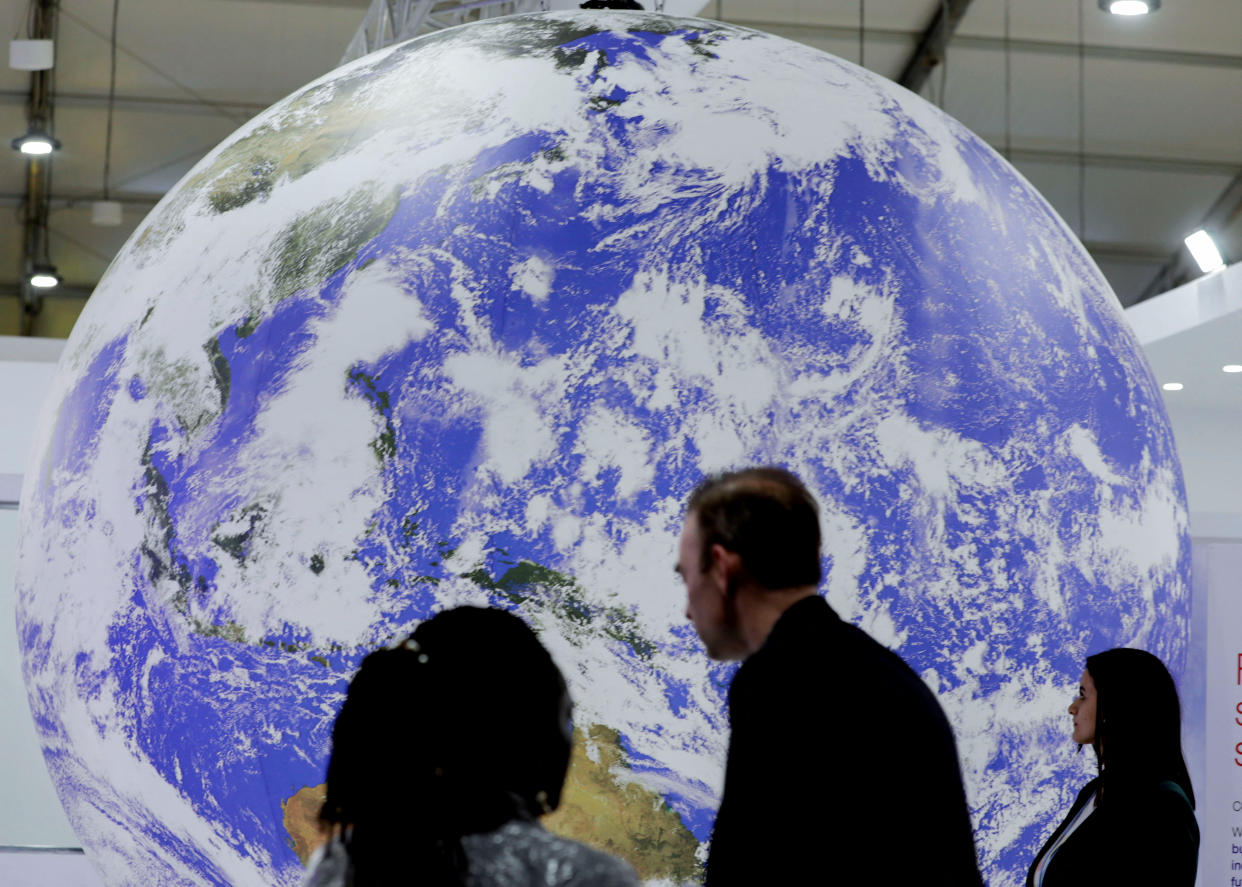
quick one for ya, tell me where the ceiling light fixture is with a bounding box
[1098,0,1160,14]
[28,265,60,289]
[1185,229,1226,274]
[11,126,59,155]
[1223,365,1242,374]
[1161,382,1183,391]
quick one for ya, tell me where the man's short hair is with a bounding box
[686,466,822,590]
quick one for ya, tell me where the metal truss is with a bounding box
[896,0,976,92]
[342,0,551,65]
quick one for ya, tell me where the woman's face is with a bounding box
[1068,668,1097,745]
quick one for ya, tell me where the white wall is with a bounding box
[0,506,78,847]
[0,357,58,504]
[1194,540,1242,886]
[0,850,103,887]
[1153,404,1242,887]
[0,338,78,855]
[0,358,57,471]
[1176,399,1242,887]
[0,338,103,884]
[1167,404,1242,537]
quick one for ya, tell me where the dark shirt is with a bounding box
[704,595,983,886]
[1026,776,1198,887]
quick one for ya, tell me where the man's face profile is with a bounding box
[675,512,740,661]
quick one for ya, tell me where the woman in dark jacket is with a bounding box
[1027,648,1199,887]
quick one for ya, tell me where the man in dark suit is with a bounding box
[675,466,983,886]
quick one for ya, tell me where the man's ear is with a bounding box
[709,543,743,596]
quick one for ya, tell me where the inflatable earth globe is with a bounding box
[15,10,1189,887]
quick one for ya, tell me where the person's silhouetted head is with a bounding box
[686,466,821,591]
[320,606,572,886]
[677,467,823,660]
[1084,647,1194,808]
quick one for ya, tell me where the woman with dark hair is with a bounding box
[303,606,638,887]
[1026,648,1199,886]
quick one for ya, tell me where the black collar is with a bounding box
[760,593,835,653]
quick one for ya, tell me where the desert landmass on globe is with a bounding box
[544,724,700,881]
[282,723,699,881]
[282,785,329,865]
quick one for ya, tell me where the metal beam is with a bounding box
[16,0,58,336]
[342,0,541,64]
[959,33,1242,70]
[1003,147,1240,179]
[897,1,976,91]
[1082,241,1174,265]
[0,283,93,300]
[0,89,268,117]
[0,192,162,209]
[342,0,435,64]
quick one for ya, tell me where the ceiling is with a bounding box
[1,0,1240,337]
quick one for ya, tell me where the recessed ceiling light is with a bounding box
[1223,365,1242,374]
[1099,0,1160,14]
[1161,382,1183,391]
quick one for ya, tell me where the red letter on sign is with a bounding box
[1237,701,1242,727]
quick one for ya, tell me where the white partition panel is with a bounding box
[1198,540,1242,885]
[0,337,63,480]
[0,849,104,887]
[0,506,78,847]
[0,340,78,850]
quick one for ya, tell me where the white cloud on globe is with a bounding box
[14,12,1188,887]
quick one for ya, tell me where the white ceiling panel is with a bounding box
[1014,160,1233,245]
[710,0,940,31]
[55,0,364,102]
[1084,59,1242,160]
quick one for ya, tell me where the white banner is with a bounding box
[1201,541,1242,885]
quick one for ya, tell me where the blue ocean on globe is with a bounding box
[15,11,1189,887]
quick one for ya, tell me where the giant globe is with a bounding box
[15,10,1189,887]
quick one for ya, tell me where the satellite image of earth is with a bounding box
[15,10,1189,887]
